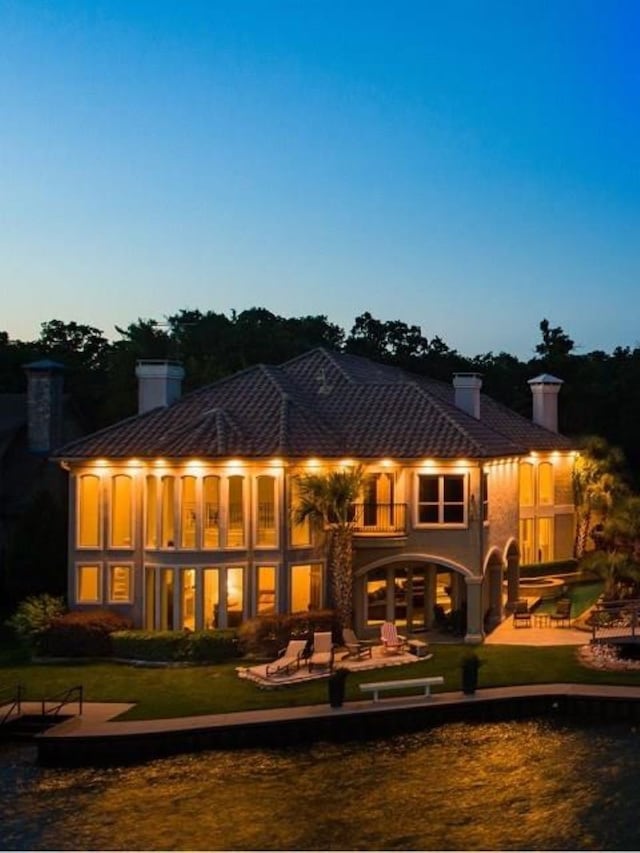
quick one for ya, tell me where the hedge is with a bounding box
[37,610,132,657]
[111,629,240,663]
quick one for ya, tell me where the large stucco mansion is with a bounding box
[53,348,575,643]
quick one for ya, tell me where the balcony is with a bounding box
[352,503,407,536]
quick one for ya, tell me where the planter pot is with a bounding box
[461,658,480,695]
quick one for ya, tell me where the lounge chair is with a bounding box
[549,598,572,628]
[341,628,374,660]
[307,631,335,672]
[380,621,408,654]
[513,599,532,628]
[265,639,307,677]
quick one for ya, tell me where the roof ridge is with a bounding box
[406,381,487,456]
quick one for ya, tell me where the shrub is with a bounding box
[37,609,132,658]
[238,609,339,656]
[111,630,240,663]
[5,594,66,643]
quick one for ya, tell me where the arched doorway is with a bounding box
[483,549,505,632]
[355,556,472,638]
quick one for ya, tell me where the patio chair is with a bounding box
[512,599,532,628]
[341,628,374,661]
[307,631,335,672]
[549,598,572,628]
[265,639,307,677]
[380,621,408,655]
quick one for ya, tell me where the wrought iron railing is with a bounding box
[590,600,640,642]
[0,685,23,727]
[352,503,407,534]
[41,685,83,719]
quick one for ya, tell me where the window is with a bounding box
[77,564,101,603]
[538,462,554,506]
[228,476,244,547]
[145,476,159,548]
[181,476,197,548]
[290,563,322,612]
[181,568,196,630]
[482,472,489,523]
[108,564,133,603]
[111,475,133,548]
[290,477,311,546]
[519,519,534,564]
[417,474,465,525]
[203,568,220,628]
[537,517,553,562]
[256,476,276,547]
[256,565,277,614]
[519,463,534,506]
[203,476,220,548]
[161,477,175,547]
[226,567,244,627]
[78,474,101,548]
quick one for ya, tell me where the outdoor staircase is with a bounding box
[0,712,73,741]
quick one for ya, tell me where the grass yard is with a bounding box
[2,641,640,721]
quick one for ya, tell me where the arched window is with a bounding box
[145,476,158,548]
[203,476,220,548]
[256,475,276,546]
[181,476,197,548]
[519,463,534,506]
[111,475,133,548]
[228,476,244,547]
[161,477,175,547]
[538,462,554,506]
[77,474,101,548]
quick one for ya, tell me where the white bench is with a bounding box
[359,676,444,702]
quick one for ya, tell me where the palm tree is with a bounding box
[293,466,364,630]
[572,436,628,558]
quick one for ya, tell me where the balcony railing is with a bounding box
[352,503,407,535]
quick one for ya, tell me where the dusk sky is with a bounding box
[2,0,639,359]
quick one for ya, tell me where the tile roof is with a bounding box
[54,348,574,461]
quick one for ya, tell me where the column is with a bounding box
[464,576,484,644]
[425,565,436,629]
[506,552,520,610]
[489,564,504,628]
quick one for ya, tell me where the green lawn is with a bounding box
[2,641,640,721]
[536,580,603,617]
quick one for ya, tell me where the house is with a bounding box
[53,349,575,643]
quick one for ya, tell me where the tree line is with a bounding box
[3,308,640,480]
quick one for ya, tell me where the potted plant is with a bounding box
[328,667,349,708]
[461,652,482,695]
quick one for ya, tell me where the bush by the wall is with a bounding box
[37,610,132,658]
[238,609,339,656]
[111,629,240,663]
[5,594,66,644]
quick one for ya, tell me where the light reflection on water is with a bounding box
[1,720,640,850]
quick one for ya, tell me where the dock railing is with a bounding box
[591,599,640,643]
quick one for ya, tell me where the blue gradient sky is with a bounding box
[1,0,639,358]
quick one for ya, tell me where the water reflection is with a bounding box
[1,720,640,850]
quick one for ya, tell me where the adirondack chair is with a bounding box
[341,628,374,660]
[380,621,408,654]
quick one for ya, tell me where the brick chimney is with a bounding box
[453,373,483,419]
[135,360,185,414]
[528,374,563,432]
[23,359,65,453]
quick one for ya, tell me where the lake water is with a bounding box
[2,719,640,850]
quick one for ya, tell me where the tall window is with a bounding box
[520,518,534,564]
[290,477,311,546]
[203,568,220,628]
[256,565,277,614]
[77,563,101,603]
[78,474,101,547]
[228,476,244,547]
[181,568,196,630]
[417,474,465,524]
[538,462,554,506]
[256,476,276,547]
[111,475,133,548]
[145,476,159,548]
[181,476,197,548]
[161,477,175,547]
[519,463,534,506]
[537,517,553,562]
[290,563,322,612]
[203,476,220,548]
[226,567,244,627]
[482,472,489,522]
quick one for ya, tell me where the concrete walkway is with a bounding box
[484,613,590,646]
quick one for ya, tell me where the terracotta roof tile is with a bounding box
[55,348,574,460]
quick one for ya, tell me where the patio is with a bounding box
[237,643,429,688]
